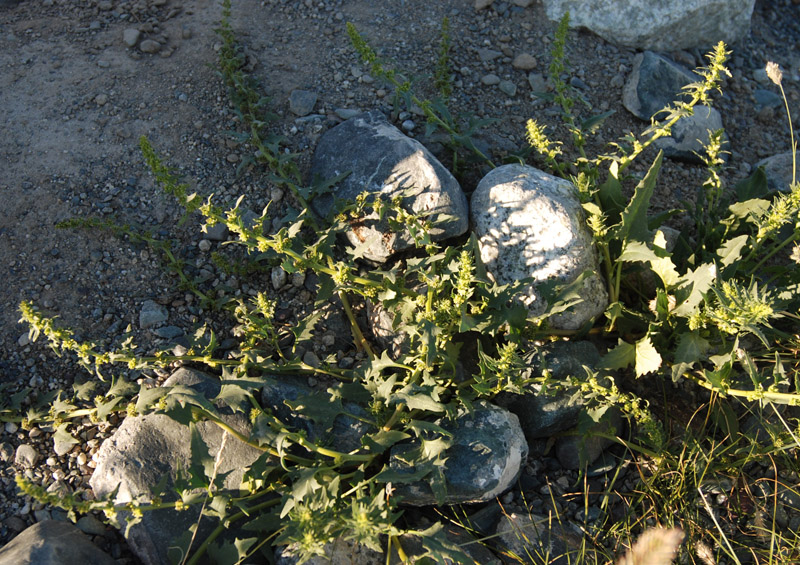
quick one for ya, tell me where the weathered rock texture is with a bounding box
[497,341,601,440]
[623,51,696,121]
[90,368,264,565]
[390,402,528,506]
[0,520,117,565]
[470,164,608,329]
[310,111,469,262]
[542,0,755,51]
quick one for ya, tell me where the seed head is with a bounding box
[766,61,783,86]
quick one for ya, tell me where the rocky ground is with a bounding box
[1,0,799,562]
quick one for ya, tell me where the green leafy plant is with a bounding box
[8,5,800,565]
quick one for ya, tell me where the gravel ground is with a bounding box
[1,0,799,562]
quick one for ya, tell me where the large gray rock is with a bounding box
[260,375,374,453]
[497,341,601,440]
[390,402,527,506]
[623,51,696,121]
[470,164,608,330]
[653,105,727,163]
[310,111,469,262]
[90,368,264,565]
[0,520,117,565]
[755,151,799,192]
[494,513,588,565]
[542,0,755,51]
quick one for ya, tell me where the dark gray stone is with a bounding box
[390,402,528,506]
[755,151,798,192]
[309,111,469,262]
[653,105,727,163]
[497,341,601,440]
[623,51,696,121]
[138,299,167,329]
[0,520,117,565]
[288,89,317,117]
[555,408,623,469]
[753,89,783,111]
[261,375,374,454]
[494,513,588,565]
[470,164,608,329]
[203,222,229,241]
[90,368,265,565]
[542,0,755,51]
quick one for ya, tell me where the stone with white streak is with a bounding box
[309,111,469,263]
[541,0,755,51]
[470,164,608,330]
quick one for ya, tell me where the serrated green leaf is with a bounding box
[716,234,748,267]
[135,385,169,415]
[189,422,214,489]
[362,430,411,454]
[72,381,97,402]
[393,392,446,413]
[672,263,716,317]
[292,309,323,347]
[95,396,123,422]
[284,390,344,431]
[600,339,635,371]
[214,378,263,413]
[415,522,473,565]
[347,232,383,260]
[53,423,79,450]
[612,151,663,245]
[107,375,138,399]
[634,335,662,377]
[51,392,77,418]
[672,331,709,380]
[728,198,770,221]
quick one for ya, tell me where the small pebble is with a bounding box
[302,350,321,368]
[271,267,287,290]
[481,73,501,86]
[198,239,212,252]
[139,39,161,54]
[499,80,517,96]
[512,53,537,70]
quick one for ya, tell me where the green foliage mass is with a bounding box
[8,6,800,564]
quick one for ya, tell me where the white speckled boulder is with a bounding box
[310,111,469,262]
[542,0,755,51]
[470,164,608,329]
